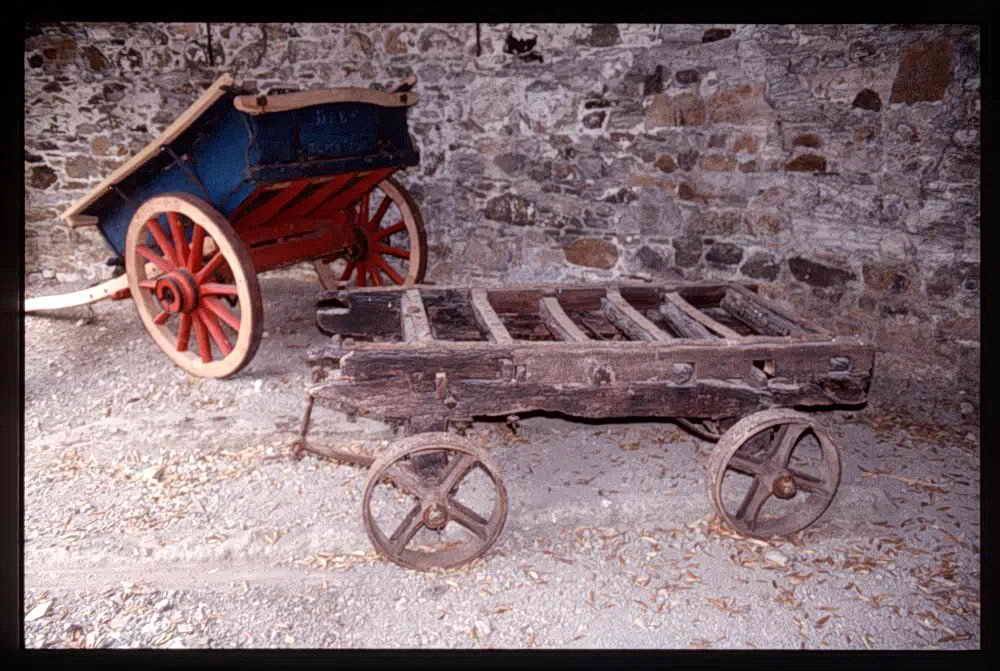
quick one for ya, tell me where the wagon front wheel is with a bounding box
[314,177,427,289]
[707,409,841,538]
[125,192,263,379]
[362,433,508,571]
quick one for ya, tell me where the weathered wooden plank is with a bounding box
[310,377,772,423]
[657,300,714,339]
[400,289,434,343]
[538,295,591,342]
[421,290,488,341]
[470,289,514,344]
[724,285,825,335]
[601,288,673,342]
[316,291,403,340]
[664,292,742,339]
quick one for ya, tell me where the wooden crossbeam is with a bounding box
[601,288,673,342]
[538,295,591,342]
[663,292,741,339]
[401,289,434,343]
[657,299,714,339]
[722,285,818,336]
[470,289,514,344]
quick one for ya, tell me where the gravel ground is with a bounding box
[22,271,981,651]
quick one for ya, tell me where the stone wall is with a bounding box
[24,23,980,428]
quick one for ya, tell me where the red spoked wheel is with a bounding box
[125,192,263,379]
[314,177,427,289]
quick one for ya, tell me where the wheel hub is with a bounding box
[422,501,449,530]
[154,269,199,314]
[343,224,369,263]
[771,472,797,499]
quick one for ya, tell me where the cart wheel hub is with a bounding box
[772,472,797,499]
[154,269,199,315]
[344,224,369,262]
[422,502,449,530]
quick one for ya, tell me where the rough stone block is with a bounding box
[645,92,706,128]
[785,153,827,172]
[564,238,619,269]
[707,84,774,125]
[672,235,703,267]
[890,38,953,104]
[484,193,537,226]
[740,252,780,280]
[788,257,856,287]
[705,242,744,266]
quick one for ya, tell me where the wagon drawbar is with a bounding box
[294,281,875,571]
[25,72,427,378]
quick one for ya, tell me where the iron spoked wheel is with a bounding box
[362,433,508,571]
[125,192,263,379]
[314,177,427,289]
[707,409,841,539]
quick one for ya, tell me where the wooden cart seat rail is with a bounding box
[233,87,417,115]
[61,73,237,228]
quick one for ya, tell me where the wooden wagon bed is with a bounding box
[296,281,875,571]
[306,281,873,428]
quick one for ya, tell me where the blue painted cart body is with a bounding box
[35,73,426,379]
[82,83,419,258]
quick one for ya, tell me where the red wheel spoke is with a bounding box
[200,282,239,297]
[176,314,193,352]
[168,212,190,267]
[202,296,241,332]
[370,267,383,286]
[194,250,227,284]
[372,256,405,285]
[373,243,410,260]
[338,260,356,282]
[355,262,368,287]
[370,195,392,230]
[358,193,371,230]
[136,245,173,274]
[197,306,233,356]
[373,221,406,241]
[188,226,206,273]
[153,310,170,325]
[146,218,180,267]
[192,312,213,363]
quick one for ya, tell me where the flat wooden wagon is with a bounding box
[296,281,875,571]
[25,73,426,378]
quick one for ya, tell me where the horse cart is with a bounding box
[295,281,875,571]
[25,73,426,378]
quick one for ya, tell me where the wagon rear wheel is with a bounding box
[125,192,263,379]
[362,432,508,571]
[314,177,427,289]
[707,409,841,538]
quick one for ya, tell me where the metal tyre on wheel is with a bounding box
[125,192,263,379]
[314,177,427,289]
[707,408,841,538]
[362,432,508,571]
